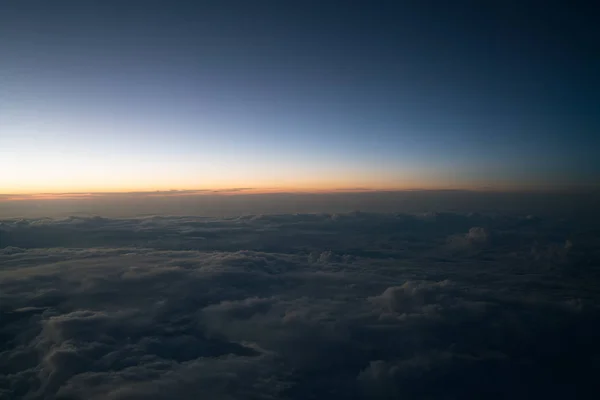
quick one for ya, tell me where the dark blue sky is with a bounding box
[1,0,598,192]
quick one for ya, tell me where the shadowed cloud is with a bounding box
[1,212,599,398]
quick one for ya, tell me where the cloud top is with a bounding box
[1,212,599,398]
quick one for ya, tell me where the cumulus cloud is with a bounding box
[465,226,489,243]
[1,212,599,399]
[370,280,454,315]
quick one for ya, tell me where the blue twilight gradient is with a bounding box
[1,0,599,191]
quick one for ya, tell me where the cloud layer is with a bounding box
[1,212,599,399]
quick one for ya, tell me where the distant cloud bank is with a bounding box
[2,189,600,220]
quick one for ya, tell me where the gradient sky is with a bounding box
[1,0,599,193]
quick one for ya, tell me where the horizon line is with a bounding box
[1,184,599,201]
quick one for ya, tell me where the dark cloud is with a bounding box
[211,188,256,193]
[3,190,600,219]
[465,226,489,243]
[1,212,600,399]
[370,280,455,315]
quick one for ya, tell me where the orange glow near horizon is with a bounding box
[0,181,581,201]
[0,185,428,200]
[0,171,458,197]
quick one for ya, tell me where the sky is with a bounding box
[1,0,599,194]
[2,3,600,397]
